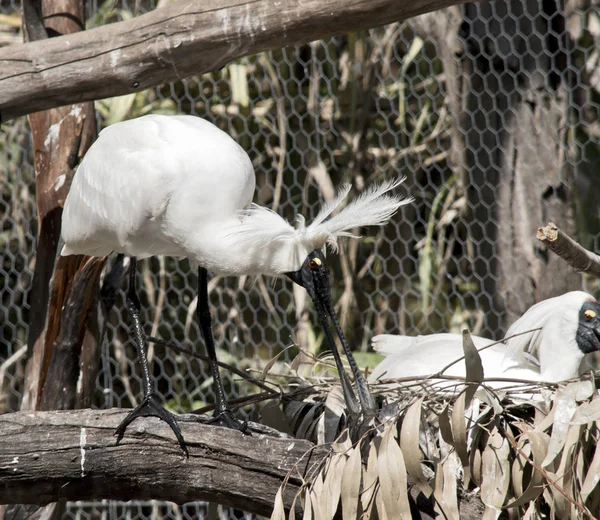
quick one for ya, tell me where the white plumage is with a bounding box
[62,114,407,276]
[369,291,600,385]
[61,114,410,451]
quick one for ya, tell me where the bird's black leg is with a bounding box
[197,266,247,433]
[115,257,188,456]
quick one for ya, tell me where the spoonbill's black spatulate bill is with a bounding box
[61,114,412,453]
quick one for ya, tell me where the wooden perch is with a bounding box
[0,409,328,516]
[537,222,600,277]
[0,0,469,122]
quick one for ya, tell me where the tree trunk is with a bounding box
[411,1,582,335]
[459,0,581,329]
[21,0,99,412]
[4,2,101,519]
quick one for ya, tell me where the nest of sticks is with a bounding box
[262,356,600,520]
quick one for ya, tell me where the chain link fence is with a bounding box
[1,0,600,517]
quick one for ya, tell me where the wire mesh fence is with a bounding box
[1,0,600,517]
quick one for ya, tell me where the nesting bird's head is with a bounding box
[575,300,600,354]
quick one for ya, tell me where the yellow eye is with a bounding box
[584,310,596,321]
[308,257,322,269]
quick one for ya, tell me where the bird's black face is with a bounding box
[286,250,331,305]
[285,249,346,354]
[576,301,600,354]
[286,249,376,416]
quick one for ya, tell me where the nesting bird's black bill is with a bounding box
[576,300,600,353]
[286,250,376,416]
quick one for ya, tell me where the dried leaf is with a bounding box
[462,330,484,385]
[551,417,584,518]
[510,442,530,498]
[569,396,600,425]
[285,401,311,432]
[302,488,313,520]
[533,403,556,433]
[314,407,326,445]
[341,445,362,520]
[400,397,433,497]
[309,473,327,520]
[542,386,578,467]
[506,431,549,508]
[471,447,483,488]
[523,500,542,520]
[260,346,294,381]
[361,440,380,518]
[271,487,286,520]
[296,405,319,440]
[480,428,510,519]
[322,454,345,518]
[434,454,460,520]
[568,380,594,402]
[581,424,600,501]
[375,482,387,520]
[377,423,411,518]
[323,385,346,443]
[451,392,471,482]
[439,404,454,445]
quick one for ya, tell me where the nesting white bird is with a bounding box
[61,114,411,453]
[369,291,600,386]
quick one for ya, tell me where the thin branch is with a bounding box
[537,222,600,277]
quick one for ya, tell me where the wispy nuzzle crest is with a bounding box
[301,176,412,251]
[231,177,412,253]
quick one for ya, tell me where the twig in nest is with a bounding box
[537,222,600,277]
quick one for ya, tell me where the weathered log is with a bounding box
[0,409,327,517]
[0,0,470,122]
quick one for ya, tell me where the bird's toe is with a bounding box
[114,393,188,456]
[207,409,250,435]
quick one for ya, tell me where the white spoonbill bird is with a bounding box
[61,114,411,454]
[369,291,600,386]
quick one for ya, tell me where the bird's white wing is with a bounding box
[369,333,543,384]
[369,333,498,380]
[62,115,255,259]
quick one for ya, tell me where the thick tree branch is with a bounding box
[0,409,327,516]
[536,222,600,277]
[0,0,469,122]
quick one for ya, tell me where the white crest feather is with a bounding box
[225,176,412,273]
[304,176,412,251]
[310,183,353,228]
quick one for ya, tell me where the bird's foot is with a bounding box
[115,393,188,456]
[206,408,250,434]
